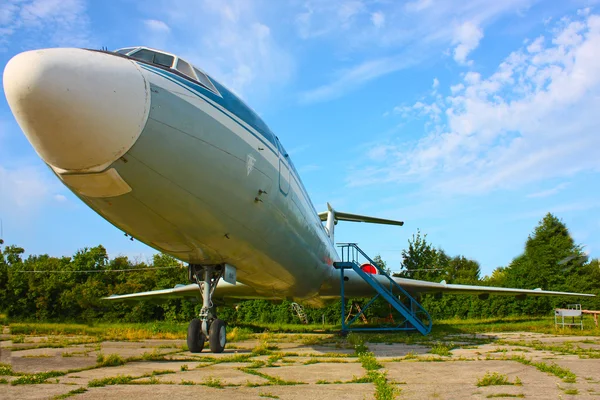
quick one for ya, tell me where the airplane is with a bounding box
[3,46,594,354]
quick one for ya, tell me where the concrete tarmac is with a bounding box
[1,330,599,399]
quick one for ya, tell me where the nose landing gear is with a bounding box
[187,265,227,353]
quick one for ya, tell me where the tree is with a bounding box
[372,254,390,274]
[503,213,585,314]
[446,256,480,284]
[0,240,7,311]
[396,230,444,281]
[505,213,582,291]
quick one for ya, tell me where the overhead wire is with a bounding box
[13,266,182,273]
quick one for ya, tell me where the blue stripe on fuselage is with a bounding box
[138,63,277,152]
[138,62,321,221]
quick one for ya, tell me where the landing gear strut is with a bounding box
[186,265,227,353]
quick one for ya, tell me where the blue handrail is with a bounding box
[337,243,432,334]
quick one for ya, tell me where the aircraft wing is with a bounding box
[105,272,594,305]
[317,210,404,226]
[320,270,595,299]
[103,281,279,304]
[394,277,596,298]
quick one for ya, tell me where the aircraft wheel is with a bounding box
[209,319,226,353]
[187,318,205,353]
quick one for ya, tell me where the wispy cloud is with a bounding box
[296,0,537,103]
[513,199,600,220]
[0,0,91,50]
[299,54,417,103]
[144,19,170,33]
[0,165,64,215]
[526,182,569,198]
[351,12,600,195]
[452,21,483,65]
[299,164,321,173]
[142,0,294,100]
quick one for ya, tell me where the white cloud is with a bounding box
[53,194,67,202]
[371,11,385,28]
[526,183,569,198]
[527,36,544,53]
[432,77,439,88]
[0,0,91,49]
[452,21,484,65]
[0,165,58,211]
[352,13,600,195]
[405,0,433,13]
[298,0,534,103]
[146,0,293,99]
[144,19,170,33]
[295,0,366,39]
[299,164,321,173]
[299,54,416,103]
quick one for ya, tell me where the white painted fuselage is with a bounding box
[4,47,338,305]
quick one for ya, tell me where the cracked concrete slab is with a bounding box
[265,361,366,383]
[2,331,598,400]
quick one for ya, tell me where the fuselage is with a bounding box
[3,47,339,303]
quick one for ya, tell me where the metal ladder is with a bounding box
[291,302,309,324]
[334,243,432,335]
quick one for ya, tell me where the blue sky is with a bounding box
[1,0,599,277]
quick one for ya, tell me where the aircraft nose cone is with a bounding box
[3,48,150,172]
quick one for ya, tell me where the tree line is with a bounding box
[0,213,598,324]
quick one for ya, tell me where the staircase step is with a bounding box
[336,244,432,335]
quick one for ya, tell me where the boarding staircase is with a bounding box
[291,302,309,324]
[333,243,432,335]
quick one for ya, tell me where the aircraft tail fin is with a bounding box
[318,203,404,242]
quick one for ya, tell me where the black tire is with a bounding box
[209,319,226,353]
[187,318,205,353]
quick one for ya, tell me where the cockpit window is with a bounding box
[130,49,174,68]
[193,67,218,93]
[176,59,196,80]
[115,47,136,55]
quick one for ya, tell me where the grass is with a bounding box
[203,376,224,388]
[0,363,15,376]
[96,353,125,367]
[496,339,600,359]
[88,375,135,387]
[564,388,579,395]
[354,351,399,400]
[0,378,8,384]
[6,316,600,343]
[52,388,88,399]
[9,321,187,340]
[180,364,188,371]
[434,316,600,336]
[227,327,253,342]
[10,371,65,385]
[369,370,400,400]
[303,358,348,365]
[140,349,169,361]
[429,342,454,357]
[358,351,383,370]
[486,394,525,398]
[251,340,280,356]
[347,333,369,354]
[239,367,306,386]
[266,354,281,367]
[510,356,576,383]
[300,335,326,346]
[259,392,280,399]
[476,372,522,387]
